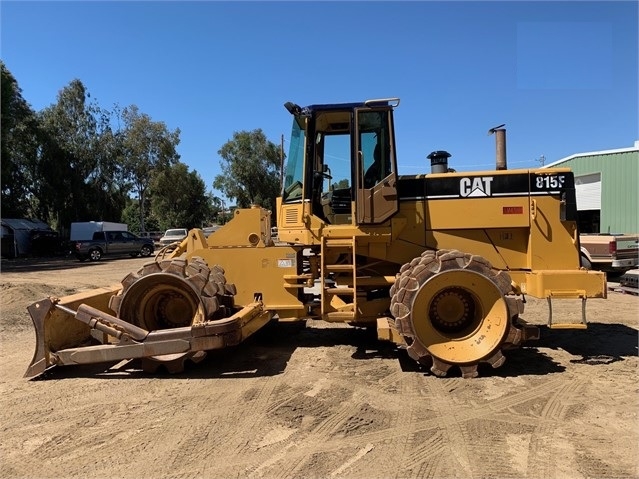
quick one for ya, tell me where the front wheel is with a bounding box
[109,257,237,373]
[88,248,102,261]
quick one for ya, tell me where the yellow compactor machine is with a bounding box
[26,98,607,379]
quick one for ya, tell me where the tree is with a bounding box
[1,62,39,217]
[121,105,180,232]
[213,129,282,213]
[333,178,350,189]
[88,107,130,222]
[37,79,112,229]
[210,195,226,224]
[150,162,212,230]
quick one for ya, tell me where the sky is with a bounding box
[1,0,637,200]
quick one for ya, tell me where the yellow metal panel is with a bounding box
[47,286,121,350]
[393,204,425,245]
[514,270,607,299]
[427,230,513,270]
[425,196,530,230]
[528,196,580,270]
[188,246,306,312]
[208,206,272,247]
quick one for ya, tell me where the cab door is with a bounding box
[354,108,399,224]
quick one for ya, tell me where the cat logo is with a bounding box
[460,177,494,197]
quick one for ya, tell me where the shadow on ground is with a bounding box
[35,320,636,381]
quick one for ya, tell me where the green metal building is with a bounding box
[545,142,639,234]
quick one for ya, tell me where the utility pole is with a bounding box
[280,134,285,190]
[536,155,546,167]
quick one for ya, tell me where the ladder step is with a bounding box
[325,311,356,321]
[548,323,588,330]
[283,274,313,280]
[325,264,354,272]
[547,297,587,330]
[325,239,354,247]
[326,287,355,295]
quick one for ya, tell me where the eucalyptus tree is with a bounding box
[210,195,226,223]
[37,79,102,228]
[150,162,212,231]
[89,107,130,222]
[213,129,282,213]
[1,62,39,217]
[121,105,181,232]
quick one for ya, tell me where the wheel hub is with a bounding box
[429,287,475,333]
[410,268,508,364]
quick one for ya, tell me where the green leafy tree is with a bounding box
[1,62,40,217]
[121,105,180,232]
[210,195,226,224]
[89,107,130,222]
[121,197,159,233]
[333,178,350,189]
[120,198,142,232]
[37,79,111,229]
[213,129,282,213]
[150,162,211,230]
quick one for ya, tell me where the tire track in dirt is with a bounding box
[255,399,361,478]
[313,400,362,438]
[226,376,282,454]
[259,446,312,479]
[270,375,571,463]
[163,419,220,475]
[390,371,429,478]
[525,377,585,477]
[402,376,582,478]
[421,377,474,477]
[247,364,410,479]
[236,379,318,478]
[402,431,448,476]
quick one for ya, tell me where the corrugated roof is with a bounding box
[0,218,52,231]
[543,142,639,168]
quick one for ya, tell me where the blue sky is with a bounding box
[1,1,637,199]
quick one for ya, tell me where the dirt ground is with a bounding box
[0,256,637,479]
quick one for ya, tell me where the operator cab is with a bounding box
[281,99,400,226]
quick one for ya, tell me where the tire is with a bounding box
[580,253,592,270]
[88,248,102,261]
[110,256,235,329]
[108,257,236,373]
[390,249,521,378]
[140,244,153,257]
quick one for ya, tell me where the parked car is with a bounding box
[159,228,188,247]
[74,231,154,262]
[202,225,220,238]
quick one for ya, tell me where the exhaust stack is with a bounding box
[428,150,451,174]
[488,124,507,170]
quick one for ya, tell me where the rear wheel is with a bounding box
[88,248,102,261]
[390,249,524,378]
[140,244,153,257]
[108,257,236,372]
